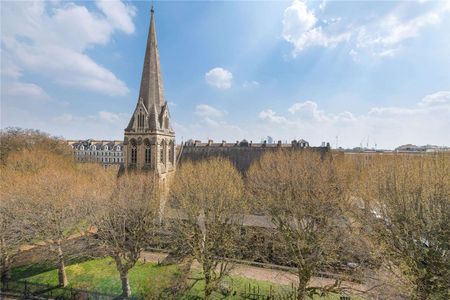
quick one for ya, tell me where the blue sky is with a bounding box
[1,0,449,149]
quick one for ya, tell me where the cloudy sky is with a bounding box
[1,0,449,149]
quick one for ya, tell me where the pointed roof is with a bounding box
[149,103,159,130]
[138,7,165,112]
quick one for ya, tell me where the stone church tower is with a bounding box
[123,7,175,181]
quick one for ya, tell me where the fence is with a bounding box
[1,279,117,300]
[240,283,352,300]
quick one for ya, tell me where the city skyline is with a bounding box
[1,0,449,149]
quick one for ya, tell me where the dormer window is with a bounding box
[164,116,169,129]
[137,112,145,130]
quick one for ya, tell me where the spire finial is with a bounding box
[151,0,154,14]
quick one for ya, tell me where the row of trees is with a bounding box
[351,153,449,299]
[1,128,448,299]
[0,129,115,288]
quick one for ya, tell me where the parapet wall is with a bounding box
[178,140,330,173]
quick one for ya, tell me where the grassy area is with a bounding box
[12,257,180,299]
[11,258,361,299]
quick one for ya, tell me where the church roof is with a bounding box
[138,7,165,113]
[124,7,174,135]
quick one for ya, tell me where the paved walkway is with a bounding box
[140,251,366,292]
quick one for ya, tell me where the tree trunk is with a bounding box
[203,263,213,300]
[296,268,309,300]
[120,271,131,298]
[56,240,68,287]
[113,255,132,298]
[414,282,431,300]
[0,238,12,287]
[1,255,11,287]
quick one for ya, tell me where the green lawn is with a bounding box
[12,257,180,299]
[11,258,362,299]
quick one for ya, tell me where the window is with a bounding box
[169,142,174,164]
[164,116,169,129]
[137,113,145,130]
[131,144,137,164]
[160,141,167,165]
[145,145,151,165]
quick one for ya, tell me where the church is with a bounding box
[121,7,176,182]
[121,7,329,177]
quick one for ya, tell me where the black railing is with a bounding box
[240,283,352,300]
[1,279,117,300]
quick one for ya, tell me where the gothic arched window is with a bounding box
[169,141,175,164]
[130,140,137,165]
[160,140,166,164]
[144,139,151,166]
[137,112,145,130]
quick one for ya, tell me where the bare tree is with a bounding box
[0,127,71,164]
[1,148,111,287]
[168,158,245,299]
[357,153,450,299]
[0,172,34,286]
[247,150,349,299]
[92,174,161,298]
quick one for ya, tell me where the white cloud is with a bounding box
[5,81,50,101]
[205,67,233,89]
[282,0,351,56]
[195,104,224,118]
[289,101,332,122]
[95,0,136,34]
[258,91,450,148]
[319,0,327,12]
[356,10,443,57]
[282,0,449,58]
[418,91,450,107]
[1,1,135,96]
[380,13,439,46]
[259,109,288,124]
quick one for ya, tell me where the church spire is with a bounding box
[138,6,165,113]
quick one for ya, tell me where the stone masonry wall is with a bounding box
[178,140,330,174]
